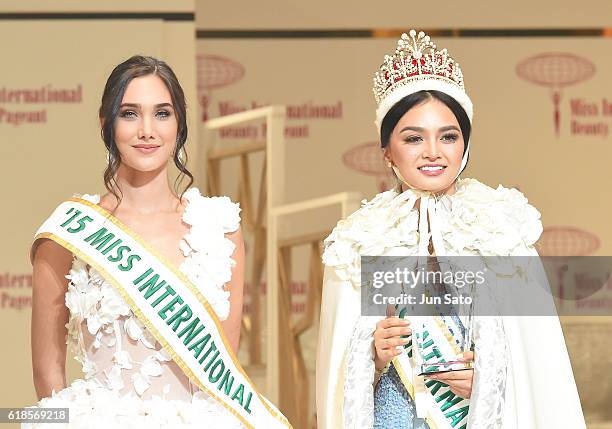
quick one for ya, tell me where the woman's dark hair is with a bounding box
[380,90,471,162]
[99,55,193,203]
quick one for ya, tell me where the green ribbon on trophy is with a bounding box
[32,198,292,429]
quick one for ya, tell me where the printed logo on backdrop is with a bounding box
[517,53,610,139]
[536,226,600,257]
[534,226,607,311]
[0,272,32,311]
[0,85,82,126]
[343,142,394,192]
[197,54,342,139]
[197,54,245,122]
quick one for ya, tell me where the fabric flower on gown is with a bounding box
[124,315,157,349]
[178,188,241,321]
[323,189,420,288]
[130,356,164,396]
[23,379,244,429]
[73,193,101,204]
[65,260,102,327]
[435,179,542,256]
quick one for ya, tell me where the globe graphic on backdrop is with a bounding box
[517,53,595,88]
[196,54,245,121]
[196,54,245,91]
[516,53,595,137]
[343,142,394,192]
[535,226,600,256]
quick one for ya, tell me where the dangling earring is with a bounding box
[386,159,402,190]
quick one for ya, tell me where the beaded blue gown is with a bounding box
[373,363,431,429]
[374,311,468,429]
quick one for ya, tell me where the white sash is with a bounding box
[32,198,292,429]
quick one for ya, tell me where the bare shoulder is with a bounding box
[98,193,119,212]
[32,238,73,267]
[226,226,244,249]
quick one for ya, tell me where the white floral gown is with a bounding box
[25,188,245,429]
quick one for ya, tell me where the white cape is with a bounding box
[316,179,586,429]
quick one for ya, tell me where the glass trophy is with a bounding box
[413,256,475,375]
[416,311,474,376]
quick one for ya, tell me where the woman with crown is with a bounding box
[316,31,586,429]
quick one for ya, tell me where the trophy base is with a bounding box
[418,360,473,376]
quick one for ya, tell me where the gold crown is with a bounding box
[373,30,465,105]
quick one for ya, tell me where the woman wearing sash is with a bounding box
[28,56,289,428]
[316,31,586,429]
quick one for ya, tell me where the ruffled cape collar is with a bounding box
[322,178,542,285]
